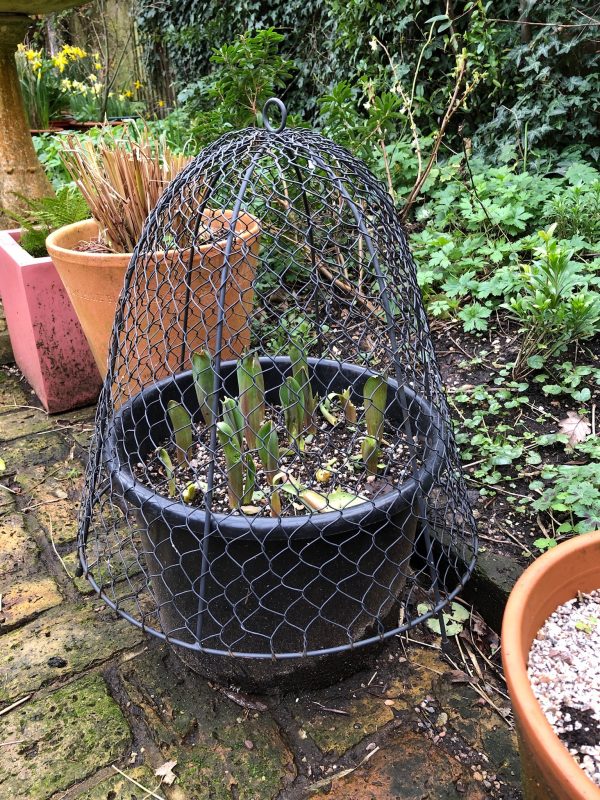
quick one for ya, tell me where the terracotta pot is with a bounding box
[0,228,101,413]
[46,214,260,393]
[501,532,600,800]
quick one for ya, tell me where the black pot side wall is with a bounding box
[105,358,446,692]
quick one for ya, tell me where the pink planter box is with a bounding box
[0,229,102,413]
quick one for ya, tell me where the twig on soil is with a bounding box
[477,533,521,550]
[46,518,74,579]
[367,670,378,686]
[211,685,268,712]
[445,653,513,728]
[311,701,350,716]
[400,635,441,651]
[307,745,380,792]
[0,694,31,717]
[0,739,26,746]
[111,766,165,800]
[22,497,65,513]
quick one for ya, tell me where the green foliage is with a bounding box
[167,401,193,465]
[33,127,117,189]
[529,439,600,537]
[317,82,403,165]
[136,0,599,154]
[4,185,88,258]
[192,349,216,428]
[507,225,600,371]
[473,1,600,156]
[178,29,294,147]
[550,177,600,242]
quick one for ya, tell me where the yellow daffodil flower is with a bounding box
[52,52,68,72]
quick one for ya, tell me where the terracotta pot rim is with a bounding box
[46,220,130,265]
[46,213,261,267]
[501,531,600,799]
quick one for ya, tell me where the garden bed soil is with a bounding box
[255,291,598,574]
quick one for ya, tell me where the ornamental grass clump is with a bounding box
[145,343,399,518]
[59,125,192,252]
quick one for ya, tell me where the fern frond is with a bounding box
[1,187,89,257]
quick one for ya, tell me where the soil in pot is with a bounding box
[136,386,412,518]
[106,357,446,691]
[528,588,600,787]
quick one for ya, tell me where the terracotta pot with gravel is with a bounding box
[501,531,600,800]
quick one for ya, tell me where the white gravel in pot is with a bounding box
[528,588,600,787]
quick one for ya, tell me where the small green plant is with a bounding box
[550,180,600,242]
[257,420,281,516]
[217,420,248,510]
[192,349,216,427]
[237,353,265,450]
[158,448,176,498]
[337,388,357,423]
[3,186,88,258]
[529,439,600,536]
[221,398,244,449]
[361,375,386,475]
[154,349,395,515]
[507,225,600,376]
[280,376,305,452]
[167,401,193,465]
[290,343,318,432]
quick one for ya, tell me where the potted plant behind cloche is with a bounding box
[502,531,600,800]
[46,126,260,391]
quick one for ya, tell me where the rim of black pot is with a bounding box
[104,357,448,541]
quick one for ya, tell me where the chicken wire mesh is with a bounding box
[79,99,477,690]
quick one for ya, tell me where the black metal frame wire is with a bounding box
[78,99,477,672]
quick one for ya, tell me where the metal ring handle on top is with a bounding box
[262,97,288,133]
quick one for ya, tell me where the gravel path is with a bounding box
[528,589,600,787]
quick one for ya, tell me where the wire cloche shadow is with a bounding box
[79,98,477,692]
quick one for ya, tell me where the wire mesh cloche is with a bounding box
[79,99,477,692]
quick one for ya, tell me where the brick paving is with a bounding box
[0,366,523,800]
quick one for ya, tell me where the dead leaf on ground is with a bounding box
[155,760,178,786]
[448,669,474,684]
[558,411,591,448]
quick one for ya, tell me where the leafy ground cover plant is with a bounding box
[507,225,600,376]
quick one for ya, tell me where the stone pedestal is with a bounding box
[0,14,53,227]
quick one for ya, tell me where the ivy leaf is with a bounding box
[557,412,591,449]
[417,601,470,636]
[533,537,557,552]
[542,384,563,395]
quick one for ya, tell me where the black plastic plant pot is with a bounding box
[105,357,447,692]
